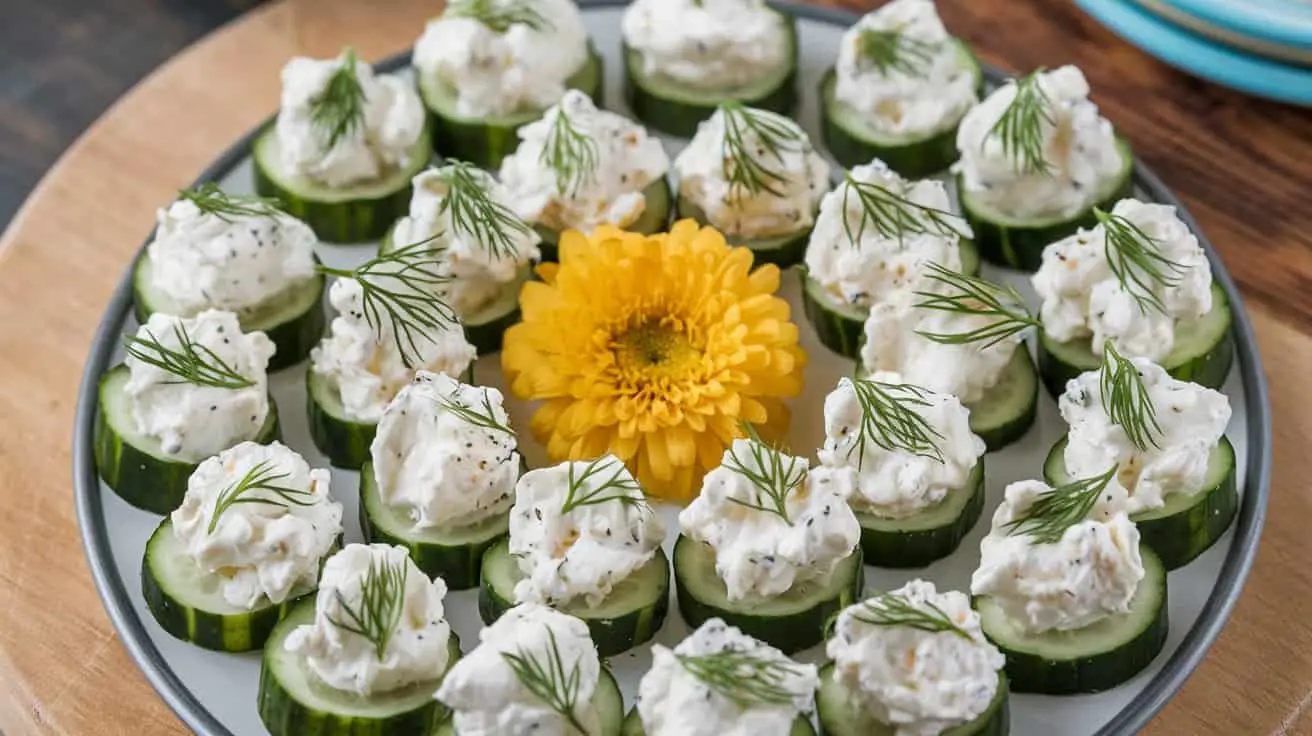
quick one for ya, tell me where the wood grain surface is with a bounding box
[0,1,1307,734]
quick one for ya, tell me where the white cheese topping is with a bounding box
[285,543,453,695]
[805,161,967,310]
[1060,357,1230,515]
[679,439,861,601]
[275,51,426,188]
[1032,198,1214,362]
[499,91,669,233]
[310,277,477,422]
[125,310,274,461]
[833,0,979,138]
[827,581,1003,736]
[171,441,342,609]
[621,0,790,91]
[371,371,520,530]
[637,618,817,736]
[675,106,830,240]
[509,455,666,608]
[436,602,602,736]
[956,65,1124,221]
[818,374,984,519]
[971,479,1143,633]
[413,0,590,118]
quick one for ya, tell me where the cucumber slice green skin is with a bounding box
[95,365,282,514]
[1044,435,1238,570]
[431,668,625,736]
[536,178,673,263]
[675,195,812,270]
[1039,333,1234,401]
[620,708,816,736]
[815,665,1008,736]
[855,458,985,569]
[672,535,864,655]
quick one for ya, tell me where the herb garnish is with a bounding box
[985,69,1054,174]
[327,553,409,660]
[207,460,315,534]
[1095,207,1188,316]
[178,183,281,222]
[501,626,589,734]
[851,590,972,640]
[854,28,940,77]
[559,455,649,515]
[310,48,367,150]
[721,424,807,524]
[434,161,534,261]
[435,385,516,438]
[1099,341,1162,451]
[1004,465,1118,544]
[540,103,599,197]
[912,263,1040,348]
[719,102,805,202]
[448,0,553,33]
[840,377,944,468]
[125,323,255,390]
[840,173,970,246]
[676,649,805,707]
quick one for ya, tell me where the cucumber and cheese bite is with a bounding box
[676,434,863,654]
[498,90,671,262]
[820,0,982,177]
[1032,198,1231,397]
[96,310,280,513]
[259,543,461,736]
[134,185,325,371]
[1046,345,1235,569]
[674,103,830,268]
[956,66,1133,271]
[480,455,669,656]
[414,0,600,169]
[625,618,818,736]
[819,581,1008,736]
[817,373,987,568]
[621,0,798,137]
[434,602,624,736]
[255,49,431,243]
[144,441,342,651]
[362,371,520,588]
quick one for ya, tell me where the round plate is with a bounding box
[1149,0,1312,50]
[72,2,1272,735]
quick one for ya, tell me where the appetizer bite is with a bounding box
[480,455,669,656]
[143,442,342,651]
[134,185,324,370]
[622,0,798,137]
[434,602,625,736]
[255,48,430,243]
[625,618,818,736]
[1045,344,1235,569]
[1032,198,1231,397]
[817,373,986,568]
[956,66,1132,271]
[675,432,863,653]
[820,0,983,176]
[675,103,829,268]
[95,310,279,513]
[258,543,461,736]
[361,371,521,588]
[818,581,1009,736]
[414,0,600,169]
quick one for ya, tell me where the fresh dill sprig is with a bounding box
[840,173,970,246]
[720,102,805,202]
[207,460,315,534]
[539,104,599,197]
[178,183,281,222]
[912,263,1040,348]
[326,554,409,660]
[1095,208,1188,316]
[447,0,553,33]
[436,161,534,261]
[985,69,1054,174]
[1005,465,1118,544]
[676,650,805,708]
[125,323,256,390]
[851,591,972,641]
[310,48,367,150]
[840,378,944,469]
[501,626,589,734]
[721,424,807,524]
[1099,341,1162,451]
[435,386,516,438]
[559,456,649,515]
[854,28,940,77]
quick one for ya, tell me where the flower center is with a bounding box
[615,321,701,378]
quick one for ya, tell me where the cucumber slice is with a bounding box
[816,664,1008,736]
[431,668,625,736]
[1044,435,1237,570]
[672,534,864,655]
[976,545,1168,695]
[1038,281,1233,398]
[620,708,815,736]
[676,195,813,270]
[818,42,983,178]
[257,599,463,736]
[535,178,672,263]
[959,137,1134,272]
[853,457,985,568]
[478,537,670,657]
[419,47,604,171]
[253,122,433,244]
[132,251,326,372]
[359,462,509,590]
[623,12,798,138]
[94,365,281,514]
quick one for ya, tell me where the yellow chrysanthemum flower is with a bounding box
[501,220,808,502]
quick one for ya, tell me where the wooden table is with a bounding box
[1,1,1308,733]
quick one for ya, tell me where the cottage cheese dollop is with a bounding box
[275,51,426,188]
[1033,198,1214,362]
[414,0,589,118]
[680,439,861,601]
[436,603,602,736]
[125,310,275,461]
[285,543,452,695]
[956,65,1124,221]
[509,455,666,607]
[171,442,342,609]
[622,0,790,91]
[499,90,669,233]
